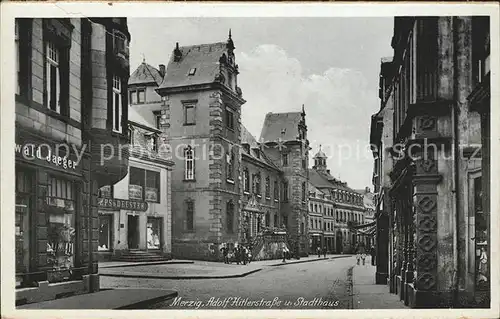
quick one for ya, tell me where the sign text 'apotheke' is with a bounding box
[15,143,84,170]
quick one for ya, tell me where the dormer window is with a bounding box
[188,68,197,76]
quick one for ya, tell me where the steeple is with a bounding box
[226,29,235,52]
[313,145,328,173]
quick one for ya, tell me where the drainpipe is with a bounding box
[451,16,460,306]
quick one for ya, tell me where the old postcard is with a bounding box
[1,2,499,319]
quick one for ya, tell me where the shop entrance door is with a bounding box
[127,215,139,249]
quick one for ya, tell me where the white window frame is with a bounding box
[184,146,195,180]
[112,75,122,133]
[46,41,60,113]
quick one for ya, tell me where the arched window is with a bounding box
[226,201,234,233]
[184,146,195,180]
[243,168,249,192]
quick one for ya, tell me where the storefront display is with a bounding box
[147,217,162,249]
[15,170,32,287]
[98,214,112,251]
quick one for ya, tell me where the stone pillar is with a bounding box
[410,148,442,308]
[376,211,389,284]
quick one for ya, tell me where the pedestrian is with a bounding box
[317,246,321,258]
[370,245,376,266]
[235,245,241,265]
[282,246,287,263]
[220,244,229,264]
[247,247,252,264]
[356,242,366,265]
[242,246,248,265]
[323,246,327,258]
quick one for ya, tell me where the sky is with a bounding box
[128,17,394,190]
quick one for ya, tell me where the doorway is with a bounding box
[127,215,139,249]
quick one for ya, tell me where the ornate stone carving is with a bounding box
[417,253,437,271]
[419,116,436,131]
[417,234,436,252]
[417,196,436,213]
[418,159,436,173]
[416,273,436,290]
[418,215,437,232]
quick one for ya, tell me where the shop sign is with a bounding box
[15,142,82,170]
[97,198,149,212]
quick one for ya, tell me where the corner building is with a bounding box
[15,18,131,305]
[370,17,490,308]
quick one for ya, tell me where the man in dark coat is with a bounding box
[370,245,376,266]
[220,245,229,264]
[323,246,327,258]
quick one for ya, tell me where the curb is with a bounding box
[269,255,352,267]
[99,261,194,269]
[116,290,179,309]
[100,268,263,280]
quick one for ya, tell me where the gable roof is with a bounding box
[158,42,227,89]
[129,62,163,86]
[241,125,280,171]
[259,112,303,143]
[308,168,354,192]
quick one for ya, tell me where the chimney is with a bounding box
[173,42,182,62]
[159,64,166,77]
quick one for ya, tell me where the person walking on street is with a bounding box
[356,242,366,265]
[220,244,229,264]
[323,246,327,258]
[282,246,287,263]
[317,246,321,258]
[370,245,376,266]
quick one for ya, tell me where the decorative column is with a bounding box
[405,182,416,305]
[411,146,441,307]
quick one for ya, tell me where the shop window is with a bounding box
[15,169,32,287]
[147,217,162,249]
[145,170,160,203]
[128,167,160,202]
[46,175,76,282]
[98,214,112,251]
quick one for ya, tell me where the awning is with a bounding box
[358,225,376,236]
[350,220,376,230]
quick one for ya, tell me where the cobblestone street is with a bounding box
[101,256,356,309]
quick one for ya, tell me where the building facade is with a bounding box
[308,148,365,254]
[370,16,490,308]
[15,18,131,305]
[122,33,310,261]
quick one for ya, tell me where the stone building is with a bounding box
[94,60,174,263]
[370,16,490,308]
[15,18,131,305]
[354,187,376,247]
[124,32,310,261]
[308,148,365,254]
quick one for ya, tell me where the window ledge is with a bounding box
[257,195,262,198]
[244,191,250,195]
[183,123,196,126]
[226,179,235,184]
[266,197,271,200]
[183,179,196,182]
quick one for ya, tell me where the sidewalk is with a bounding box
[99,259,194,269]
[17,288,178,309]
[99,254,351,280]
[351,262,408,309]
